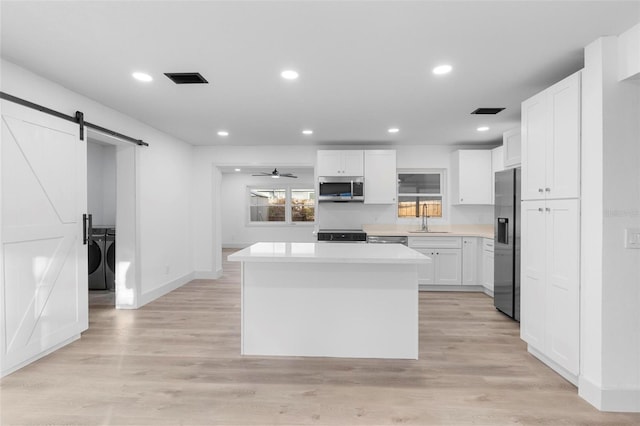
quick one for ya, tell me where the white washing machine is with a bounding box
[105,228,116,291]
[88,227,107,290]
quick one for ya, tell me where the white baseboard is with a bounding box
[482,287,494,297]
[579,375,640,412]
[419,284,486,292]
[527,345,579,386]
[1,334,80,378]
[139,272,195,307]
[194,269,222,280]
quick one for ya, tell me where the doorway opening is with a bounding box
[87,138,117,308]
[86,129,139,311]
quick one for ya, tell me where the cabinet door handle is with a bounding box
[545,187,551,192]
[460,198,464,202]
[538,188,544,193]
[538,208,543,212]
[545,207,551,212]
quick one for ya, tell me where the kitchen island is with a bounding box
[227,242,429,360]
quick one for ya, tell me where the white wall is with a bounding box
[579,31,640,412]
[87,141,116,227]
[1,59,194,307]
[221,171,316,247]
[618,22,640,81]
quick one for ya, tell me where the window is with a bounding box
[249,187,315,224]
[291,189,315,222]
[397,171,444,218]
[250,189,286,222]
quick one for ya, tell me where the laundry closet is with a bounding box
[87,140,117,298]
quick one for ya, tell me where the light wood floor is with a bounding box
[2,249,639,425]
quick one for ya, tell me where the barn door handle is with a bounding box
[83,214,93,245]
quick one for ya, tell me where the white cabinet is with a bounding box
[503,128,521,168]
[317,150,364,176]
[451,150,492,204]
[521,71,581,201]
[521,199,580,376]
[491,146,505,204]
[462,237,479,285]
[409,237,462,286]
[364,150,396,204]
[482,238,494,293]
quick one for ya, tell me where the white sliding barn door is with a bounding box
[1,100,88,376]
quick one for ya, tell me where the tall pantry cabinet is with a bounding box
[520,71,581,383]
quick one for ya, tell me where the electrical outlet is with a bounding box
[624,228,640,249]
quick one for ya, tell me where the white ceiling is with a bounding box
[1,1,639,147]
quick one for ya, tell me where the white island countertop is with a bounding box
[227,242,429,264]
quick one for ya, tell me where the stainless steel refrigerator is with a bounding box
[494,168,521,321]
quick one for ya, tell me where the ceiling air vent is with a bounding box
[471,107,505,115]
[164,72,209,84]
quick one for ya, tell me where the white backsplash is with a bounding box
[318,202,494,230]
[449,205,495,225]
[318,203,396,229]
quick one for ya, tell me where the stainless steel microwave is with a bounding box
[318,176,364,202]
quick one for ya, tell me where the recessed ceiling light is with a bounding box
[477,126,490,132]
[388,128,400,134]
[432,64,453,75]
[281,70,299,80]
[302,129,313,135]
[234,168,241,172]
[217,130,229,136]
[132,72,153,82]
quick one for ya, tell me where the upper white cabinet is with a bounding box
[364,150,396,204]
[491,146,505,204]
[521,71,581,200]
[317,150,364,176]
[451,150,492,205]
[503,128,521,168]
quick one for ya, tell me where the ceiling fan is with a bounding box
[252,168,298,179]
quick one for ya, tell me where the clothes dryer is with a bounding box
[88,227,107,290]
[105,228,116,291]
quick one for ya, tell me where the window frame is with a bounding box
[396,169,447,223]
[247,184,316,226]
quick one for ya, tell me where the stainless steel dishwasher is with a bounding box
[367,235,408,246]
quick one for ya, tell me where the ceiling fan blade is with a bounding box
[251,168,297,178]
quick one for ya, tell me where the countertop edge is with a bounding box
[227,255,429,264]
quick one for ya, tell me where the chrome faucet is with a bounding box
[421,204,429,232]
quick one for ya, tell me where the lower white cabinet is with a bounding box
[409,237,462,286]
[521,199,580,378]
[462,237,479,285]
[482,238,494,293]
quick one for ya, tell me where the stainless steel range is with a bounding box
[317,229,367,242]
